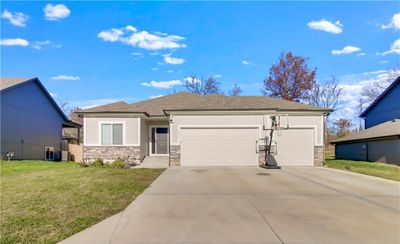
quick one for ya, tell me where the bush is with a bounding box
[77,159,90,167]
[92,158,104,167]
[111,159,128,169]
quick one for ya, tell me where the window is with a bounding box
[45,147,55,160]
[101,123,123,145]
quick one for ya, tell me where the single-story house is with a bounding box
[79,92,331,166]
[1,77,75,160]
[331,119,400,164]
[332,76,399,164]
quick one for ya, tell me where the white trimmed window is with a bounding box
[101,123,123,145]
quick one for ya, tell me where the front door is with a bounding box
[150,127,169,155]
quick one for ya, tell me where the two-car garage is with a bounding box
[180,127,259,166]
[179,126,315,167]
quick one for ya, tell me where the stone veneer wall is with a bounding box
[169,145,181,166]
[83,146,141,163]
[314,146,324,166]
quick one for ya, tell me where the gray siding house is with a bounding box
[1,77,71,160]
[332,77,400,164]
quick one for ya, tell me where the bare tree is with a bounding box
[184,75,221,95]
[308,76,342,147]
[308,76,342,109]
[355,98,365,131]
[361,66,399,103]
[332,118,353,138]
[57,99,70,115]
[262,51,317,102]
[228,84,242,96]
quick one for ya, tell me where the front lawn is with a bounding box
[0,160,164,243]
[325,159,400,181]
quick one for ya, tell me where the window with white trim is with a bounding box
[101,123,123,145]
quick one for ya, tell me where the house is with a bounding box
[79,92,331,166]
[1,77,74,160]
[360,76,400,129]
[331,76,400,164]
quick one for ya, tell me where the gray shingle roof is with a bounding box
[80,92,332,116]
[331,119,400,144]
[0,77,34,90]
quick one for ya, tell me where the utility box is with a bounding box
[61,151,70,161]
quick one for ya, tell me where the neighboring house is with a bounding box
[1,77,74,160]
[360,76,400,129]
[79,92,331,166]
[331,76,400,164]
[332,119,400,164]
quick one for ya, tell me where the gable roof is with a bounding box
[1,77,69,122]
[80,92,332,116]
[331,119,400,144]
[360,76,400,117]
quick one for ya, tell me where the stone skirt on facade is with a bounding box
[83,146,140,163]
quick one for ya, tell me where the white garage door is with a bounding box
[274,129,314,166]
[180,127,258,166]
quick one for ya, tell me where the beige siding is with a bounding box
[84,117,140,146]
[171,114,323,146]
[140,118,148,158]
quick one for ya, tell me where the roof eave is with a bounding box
[360,76,400,117]
[330,134,400,144]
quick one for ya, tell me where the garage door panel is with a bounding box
[181,128,258,166]
[274,129,314,166]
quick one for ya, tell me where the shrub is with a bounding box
[111,159,128,169]
[92,158,104,167]
[77,159,91,167]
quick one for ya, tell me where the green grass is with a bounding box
[325,159,400,181]
[0,160,164,244]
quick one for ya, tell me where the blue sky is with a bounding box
[1,1,399,122]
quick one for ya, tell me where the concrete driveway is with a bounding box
[61,167,400,244]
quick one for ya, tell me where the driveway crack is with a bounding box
[246,195,285,244]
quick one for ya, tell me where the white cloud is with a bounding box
[141,79,182,89]
[307,19,343,34]
[184,76,201,83]
[98,28,123,42]
[362,70,387,76]
[331,45,361,55]
[98,26,186,50]
[149,94,164,99]
[379,60,389,64]
[49,92,58,98]
[167,70,174,73]
[357,52,366,56]
[242,60,255,65]
[213,74,222,78]
[1,9,28,27]
[151,67,159,71]
[381,13,400,30]
[51,75,80,81]
[163,53,185,65]
[377,38,400,56]
[44,4,70,21]
[125,25,137,32]
[33,40,51,50]
[0,38,29,46]
[332,71,392,122]
[131,52,143,56]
